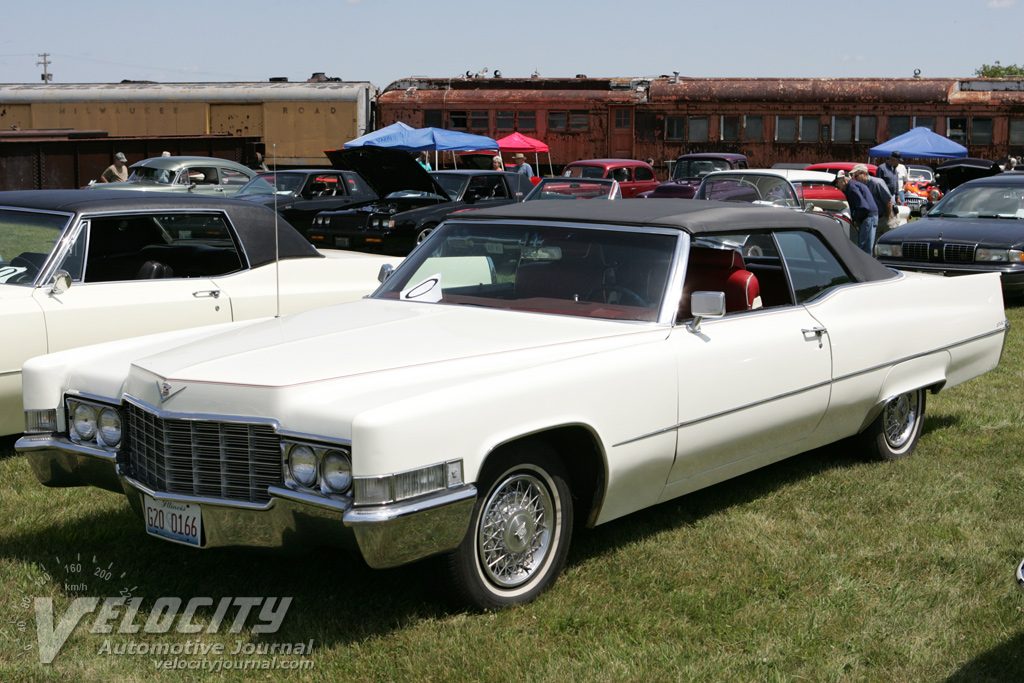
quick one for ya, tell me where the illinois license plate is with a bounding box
[144,494,202,546]
[334,237,350,247]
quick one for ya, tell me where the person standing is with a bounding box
[100,152,129,183]
[512,153,534,178]
[877,151,902,199]
[837,168,878,253]
[491,155,504,171]
[417,152,432,171]
[860,164,895,241]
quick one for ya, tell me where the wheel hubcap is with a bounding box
[883,391,919,448]
[478,473,553,588]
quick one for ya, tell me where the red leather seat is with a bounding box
[679,248,760,320]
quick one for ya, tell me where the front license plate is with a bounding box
[334,237,350,247]
[144,494,202,546]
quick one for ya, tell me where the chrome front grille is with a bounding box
[123,403,282,503]
[902,242,930,261]
[944,243,976,263]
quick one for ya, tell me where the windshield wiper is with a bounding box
[977,214,1023,219]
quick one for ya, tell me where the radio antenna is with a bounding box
[273,144,281,318]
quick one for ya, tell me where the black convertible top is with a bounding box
[456,198,895,283]
[0,190,321,266]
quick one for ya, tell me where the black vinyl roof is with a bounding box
[452,198,896,283]
[0,189,321,267]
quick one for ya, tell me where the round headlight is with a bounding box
[322,450,352,493]
[97,408,122,447]
[72,403,97,441]
[289,445,318,487]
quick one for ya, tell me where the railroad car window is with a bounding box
[972,118,993,145]
[636,111,656,141]
[571,111,590,131]
[497,111,514,130]
[721,116,740,141]
[548,112,567,131]
[469,111,489,131]
[889,116,911,137]
[799,117,819,143]
[666,116,685,141]
[518,111,536,131]
[1011,119,1024,145]
[613,109,630,130]
[448,111,468,130]
[776,117,797,143]
[858,116,877,142]
[914,117,935,132]
[833,117,854,143]
[948,117,968,143]
[744,116,763,141]
[689,117,708,143]
[424,110,443,128]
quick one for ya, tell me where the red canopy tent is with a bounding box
[495,132,552,177]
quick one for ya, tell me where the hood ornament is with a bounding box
[157,380,186,404]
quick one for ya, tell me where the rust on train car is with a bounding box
[0,129,263,191]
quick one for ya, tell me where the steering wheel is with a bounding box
[585,285,647,307]
[9,255,42,284]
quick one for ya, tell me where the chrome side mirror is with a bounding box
[687,291,726,333]
[50,269,72,295]
[378,263,395,283]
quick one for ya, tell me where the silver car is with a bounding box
[90,156,256,196]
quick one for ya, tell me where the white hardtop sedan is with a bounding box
[0,189,399,436]
[17,199,1006,610]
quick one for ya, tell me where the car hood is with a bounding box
[324,147,449,198]
[880,215,1024,245]
[129,298,664,389]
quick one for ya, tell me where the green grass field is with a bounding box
[2,304,1023,682]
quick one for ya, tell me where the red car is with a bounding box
[805,161,879,177]
[562,159,659,198]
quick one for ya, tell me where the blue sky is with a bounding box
[0,0,1019,87]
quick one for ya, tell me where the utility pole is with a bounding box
[37,53,52,82]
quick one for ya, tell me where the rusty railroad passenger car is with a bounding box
[376,76,1024,173]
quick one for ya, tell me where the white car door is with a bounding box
[32,214,235,354]
[665,306,832,488]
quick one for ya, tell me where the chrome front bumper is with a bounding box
[17,434,477,569]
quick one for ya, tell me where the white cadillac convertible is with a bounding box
[17,200,1007,610]
[0,190,397,436]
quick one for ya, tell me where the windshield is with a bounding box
[928,183,1024,218]
[696,174,801,208]
[563,165,606,180]
[430,173,468,200]
[524,178,620,201]
[239,173,303,196]
[374,222,677,322]
[672,159,732,180]
[0,209,73,285]
[127,166,179,185]
[908,167,934,182]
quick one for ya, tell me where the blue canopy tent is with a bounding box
[342,121,415,148]
[868,127,968,160]
[342,126,498,168]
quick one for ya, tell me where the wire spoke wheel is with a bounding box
[445,444,573,610]
[883,391,920,449]
[478,474,553,588]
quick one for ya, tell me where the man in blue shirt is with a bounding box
[876,152,901,199]
[837,167,878,253]
[512,153,534,178]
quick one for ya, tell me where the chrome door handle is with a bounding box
[192,290,220,299]
[802,327,827,347]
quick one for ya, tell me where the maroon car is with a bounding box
[638,153,748,198]
[562,159,659,198]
